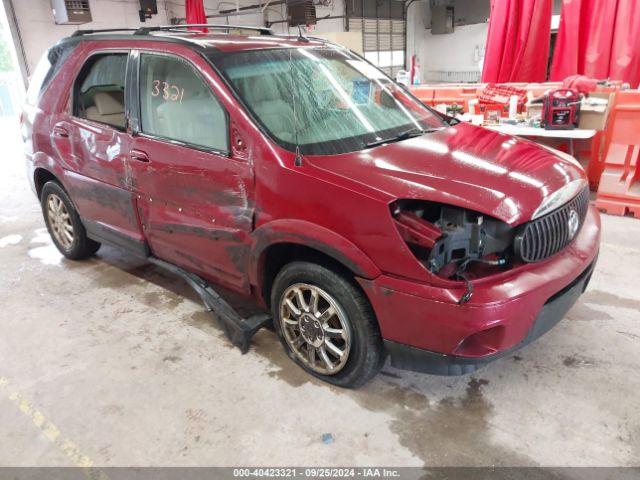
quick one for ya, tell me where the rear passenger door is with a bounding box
[128,50,254,292]
[58,51,145,254]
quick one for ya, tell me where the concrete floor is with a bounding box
[0,117,639,468]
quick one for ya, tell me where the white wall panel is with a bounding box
[406,1,486,84]
[11,0,171,75]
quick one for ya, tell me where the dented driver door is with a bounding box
[127,50,254,292]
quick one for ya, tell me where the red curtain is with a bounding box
[550,0,640,88]
[186,0,208,31]
[482,0,553,83]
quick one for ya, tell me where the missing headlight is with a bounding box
[392,200,515,275]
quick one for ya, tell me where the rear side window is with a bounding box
[26,45,75,106]
[139,53,228,153]
[73,53,128,130]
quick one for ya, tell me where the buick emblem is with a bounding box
[567,209,579,239]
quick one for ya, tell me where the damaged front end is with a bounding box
[391,200,519,303]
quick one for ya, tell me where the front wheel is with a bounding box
[271,261,384,388]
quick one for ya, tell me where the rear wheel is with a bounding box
[40,181,101,260]
[271,261,384,388]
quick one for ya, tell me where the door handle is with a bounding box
[130,149,150,163]
[53,125,70,138]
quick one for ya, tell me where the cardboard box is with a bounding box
[526,102,542,120]
[579,92,612,130]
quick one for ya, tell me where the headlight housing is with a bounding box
[531,178,587,219]
[391,200,515,277]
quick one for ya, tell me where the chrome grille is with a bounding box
[515,187,590,263]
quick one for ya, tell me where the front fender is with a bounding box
[249,219,381,288]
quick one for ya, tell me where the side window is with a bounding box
[27,45,76,106]
[139,54,229,152]
[73,53,128,130]
[27,52,54,106]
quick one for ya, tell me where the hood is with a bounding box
[306,122,586,225]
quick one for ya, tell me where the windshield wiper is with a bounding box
[364,127,440,149]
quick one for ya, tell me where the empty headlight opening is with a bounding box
[391,200,519,302]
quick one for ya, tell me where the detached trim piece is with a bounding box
[82,215,270,352]
[148,257,271,353]
[385,258,596,376]
[81,218,271,354]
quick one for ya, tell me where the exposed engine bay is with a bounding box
[427,206,514,272]
[391,200,517,302]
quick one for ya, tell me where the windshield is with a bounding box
[210,47,446,155]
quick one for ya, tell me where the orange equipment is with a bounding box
[595,91,640,217]
[478,84,528,120]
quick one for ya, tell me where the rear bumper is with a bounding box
[358,205,601,375]
[383,258,595,375]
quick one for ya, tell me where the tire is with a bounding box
[40,181,101,260]
[271,261,384,388]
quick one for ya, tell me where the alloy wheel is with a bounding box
[279,283,351,375]
[46,193,74,250]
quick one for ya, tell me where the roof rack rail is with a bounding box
[134,24,273,36]
[71,28,138,37]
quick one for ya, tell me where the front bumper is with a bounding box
[383,258,595,375]
[358,205,601,376]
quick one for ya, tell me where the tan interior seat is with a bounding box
[85,91,125,129]
[240,76,295,143]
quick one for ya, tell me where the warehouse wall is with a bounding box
[416,24,488,82]
[5,0,566,86]
[199,0,345,36]
[8,0,181,75]
[6,0,347,81]
[408,0,565,83]
[406,0,486,83]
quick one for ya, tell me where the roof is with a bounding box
[60,25,329,53]
[154,32,327,52]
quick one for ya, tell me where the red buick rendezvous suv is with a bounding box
[22,25,600,387]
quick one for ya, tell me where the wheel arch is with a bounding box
[31,150,68,199]
[249,220,381,307]
[33,167,61,198]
